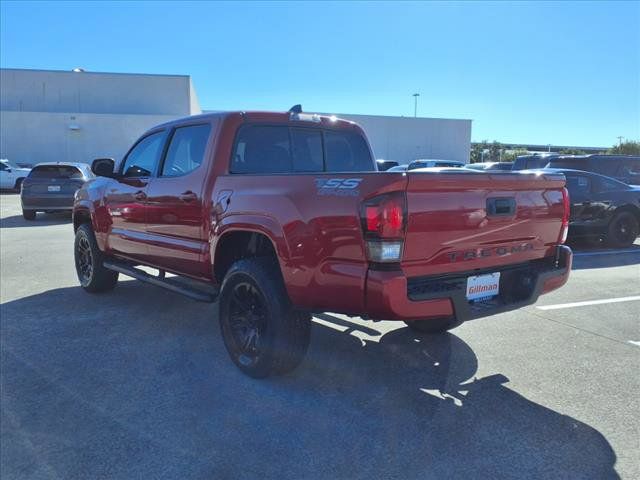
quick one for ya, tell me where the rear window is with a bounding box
[232,126,292,174]
[324,131,373,172]
[29,165,84,179]
[565,175,591,193]
[231,125,373,174]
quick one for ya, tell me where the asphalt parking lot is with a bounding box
[1,193,639,480]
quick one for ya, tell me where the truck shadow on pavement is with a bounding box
[0,282,619,480]
[0,212,72,228]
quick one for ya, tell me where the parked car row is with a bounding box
[379,154,640,248]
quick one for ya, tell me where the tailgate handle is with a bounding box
[487,197,516,217]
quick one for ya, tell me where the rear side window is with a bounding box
[231,126,292,173]
[566,175,591,193]
[122,131,165,178]
[231,125,373,174]
[162,124,211,177]
[291,128,323,172]
[324,131,373,172]
[29,165,83,179]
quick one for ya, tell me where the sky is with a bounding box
[1,1,638,147]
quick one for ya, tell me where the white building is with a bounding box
[1,68,471,166]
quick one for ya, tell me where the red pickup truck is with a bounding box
[73,107,572,378]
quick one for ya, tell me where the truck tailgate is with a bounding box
[402,170,567,277]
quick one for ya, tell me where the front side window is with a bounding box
[121,131,165,178]
[231,126,292,174]
[324,131,373,172]
[162,124,211,177]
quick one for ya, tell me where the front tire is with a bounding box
[404,317,457,334]
[74,224,118,293]
[219,258,311,378]
[22,209,36,220]
[606,211,639,248]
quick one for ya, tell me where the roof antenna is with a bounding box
[289,104,302,114]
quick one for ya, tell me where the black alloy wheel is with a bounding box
[226,281,268,368]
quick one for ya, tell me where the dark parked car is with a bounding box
[547,155,640,185]
[512,154,559,170]
[376,159,399,171]
[21,162,94,220]
[542,169,640,247]
[465,162,513,171]
[408,159,465,169]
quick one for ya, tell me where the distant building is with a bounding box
[1,68,200,166]
[1,68,471,166]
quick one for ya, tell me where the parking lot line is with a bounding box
[536,296,640,311]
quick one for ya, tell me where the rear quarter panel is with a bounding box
[212,172,407,313]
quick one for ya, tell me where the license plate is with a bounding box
[466,272,500,301]
[48,185,61,192]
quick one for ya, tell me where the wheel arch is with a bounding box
[611,204,640,224]
[212,226,288,284]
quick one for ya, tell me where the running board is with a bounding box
[103,261,218,303]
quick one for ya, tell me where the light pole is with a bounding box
[617,136,624,146]
[412,93,420,118]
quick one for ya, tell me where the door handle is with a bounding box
[133,190,147,201]
[179,191,198,202]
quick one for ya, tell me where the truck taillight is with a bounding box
[560,187,570,244]
[360,192,406,263]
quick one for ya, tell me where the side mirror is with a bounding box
[91,158,115,177]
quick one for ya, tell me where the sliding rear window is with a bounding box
[28,165,84,179]
[230,125,373,174]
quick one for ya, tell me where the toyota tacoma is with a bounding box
[73,107,572,378]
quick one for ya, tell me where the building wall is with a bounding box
[0,68,472,167]
[333,113,472,164]
[0,111,177,165]
[0,68,201,165]
[1,68,199,116]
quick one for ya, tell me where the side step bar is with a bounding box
[103,261,218,303]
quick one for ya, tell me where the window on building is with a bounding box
[162,124,211,177]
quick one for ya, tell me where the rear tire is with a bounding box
[22,209,36,220]
[219,258,311,378]
[606,211,639,248]
[405,317,457,334]
[74,224,118,293]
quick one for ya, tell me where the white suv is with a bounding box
[0,159,31,191]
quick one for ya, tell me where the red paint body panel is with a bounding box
[74,111,572,323]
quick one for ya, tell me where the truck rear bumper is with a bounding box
[365,245,572,323]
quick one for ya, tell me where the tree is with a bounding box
[501,149,529,163]
[559,148,587,155]
[608,141,640,155]
[470,141,488,163]
[488,141,501,162]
